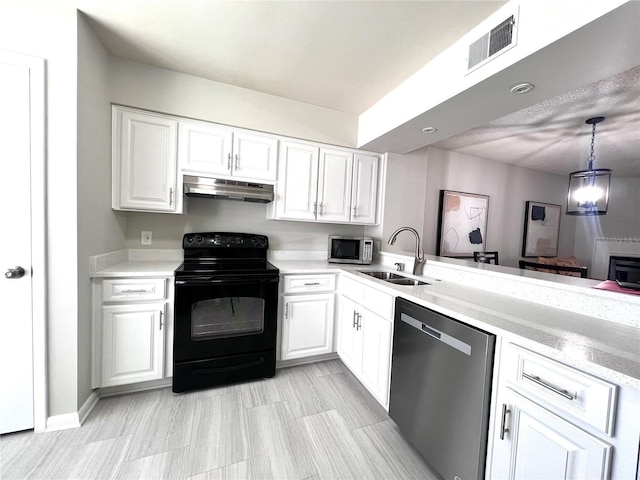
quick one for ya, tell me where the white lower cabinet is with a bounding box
[487,343,628,479]
[337,276,393,408]
[101,303,166,387]
[92,277,172,388]
[280,274,335,361]
[491,387,612,479]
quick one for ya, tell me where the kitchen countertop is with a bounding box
[90,250,640,390]
[273,259,640,390]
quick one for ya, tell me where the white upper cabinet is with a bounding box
[179,120,278,182]
[232,130,278,181]
[317,148,353,223]
[270,141,379,225]
[178,120,233,176]
[274,140,319,221]
[351,153,379,224]
[112,107,182,213]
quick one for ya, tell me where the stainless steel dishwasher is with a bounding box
[389,297,495,480]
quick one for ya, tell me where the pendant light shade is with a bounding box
[566,117,611,215]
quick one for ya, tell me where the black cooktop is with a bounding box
[175,232,278,277]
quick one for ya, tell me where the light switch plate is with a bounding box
[141,231,152,245]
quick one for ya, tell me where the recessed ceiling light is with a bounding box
[510,82,535,94]
[422,126,437,133]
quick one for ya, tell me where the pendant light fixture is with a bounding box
[566,116,612,215]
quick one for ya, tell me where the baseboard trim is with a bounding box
[78,390,100,425]
[45,412,80,432]
[98,378,172,398]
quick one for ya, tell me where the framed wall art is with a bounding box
[522,201,561,257]
[436,190,489,257]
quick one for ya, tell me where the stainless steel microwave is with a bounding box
[328,235,373,264]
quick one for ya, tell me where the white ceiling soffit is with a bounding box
[76,0,506,115]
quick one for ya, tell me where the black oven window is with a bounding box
[332,240,359,259]
[191,297,265,340]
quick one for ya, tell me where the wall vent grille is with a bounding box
[467,14,516,71]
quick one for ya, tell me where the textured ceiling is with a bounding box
[432,66,640,177]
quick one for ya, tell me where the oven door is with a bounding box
[174,274,279,363]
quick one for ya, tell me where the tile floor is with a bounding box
[0,360,439,479]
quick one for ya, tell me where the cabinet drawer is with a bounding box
[502,343,617,436]
[102,278,167,302]
[340,276,393,320]
[283,274,335,294]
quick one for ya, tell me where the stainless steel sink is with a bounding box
[359,271,429,286]
[360,271,407,280]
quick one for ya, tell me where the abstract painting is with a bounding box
[437,190,489,257]
[522,201,561,257]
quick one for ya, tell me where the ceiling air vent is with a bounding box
[467,14,517,72]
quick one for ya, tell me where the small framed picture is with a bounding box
[436,190,489,257]
[522,201,561,257]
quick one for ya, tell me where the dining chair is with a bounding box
[473,251,499,265]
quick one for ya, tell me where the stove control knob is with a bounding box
[258,236,267,247]
[195,236,204,244]
[213,236,221,245]
[251,237,258,246]
[185,236,194,245]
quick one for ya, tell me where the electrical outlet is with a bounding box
[141,231,152,245]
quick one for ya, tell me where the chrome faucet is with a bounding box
[387,227,425,276]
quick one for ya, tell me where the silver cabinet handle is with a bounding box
[227,153,232,170]
[5,266,26,279]
[313,202,318,217]
[500,403,511,440]
[353,205,358,218]
[234,154,239,170]
[159,311,163,331]
[319,202,324,216]
[169,187,174,206]
[285,303,289,319]
[522,372,575,400]
[121,289,148,293]
[304,282,320,286]
[351,311,363,330]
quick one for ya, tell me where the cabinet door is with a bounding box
[232,130,278,181]
[360,310,392,406]
[179,120,233,176]
[490,388,612,480]
[281,294,334,360]
[113,108,179,212]
[317,148,352,223]
[337,296,362,372]
[275,141,319,220]
[101,303,165,387]
[351,153,378,224]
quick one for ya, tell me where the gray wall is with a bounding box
[573,176,640,263]
[77,12,127,411]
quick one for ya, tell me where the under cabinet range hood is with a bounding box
[183,175,274,203]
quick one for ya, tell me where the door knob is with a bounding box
[5,266,26,279]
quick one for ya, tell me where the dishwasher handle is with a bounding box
[399,312,472,356]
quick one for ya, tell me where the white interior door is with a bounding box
[0,56,37,434]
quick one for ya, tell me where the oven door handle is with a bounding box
[176,276,279,285]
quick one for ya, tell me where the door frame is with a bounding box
[1,50,48,432]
